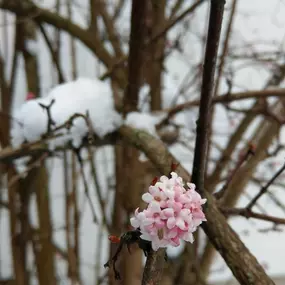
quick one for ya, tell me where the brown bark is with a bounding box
[7,169,27,285]
[113,1,150,284]
[1,16,30,285]
[148,0,166,111]
[19,16,56,285]
[142,249,166,285]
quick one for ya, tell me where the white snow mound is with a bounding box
[10,77,123,150]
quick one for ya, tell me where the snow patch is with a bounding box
[125,111,166,137]
[125,111,167,162]
[10,78,123,172]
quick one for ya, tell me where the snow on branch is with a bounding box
[10,77,122,173]
[11,78,122,148]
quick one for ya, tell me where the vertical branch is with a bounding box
[68,0,77,81]
[63,151,71,282]
[64,151,79,284]
[173,1,225,285]
[67,4,80,280]
[191,0,225,191]
[18,13,56,285]
[89,0,98,32]
[7,169,27,285]
[0,14,27,285]
[54,0,61,65]
[213,0,238,97]
[206,0,238,176]
[0,54,10,146]
[148,0,166,111]
[187,1,275,284]
[123,0,148,115]
[142,250,166,285]
[109,1,150,284]
[71,153,80,282]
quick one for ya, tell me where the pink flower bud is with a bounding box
[26,92,35,101]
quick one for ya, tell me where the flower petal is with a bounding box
[142,193,154,203]
[149,186,159,196]
[171,235,180,247]
[167,227,178,238]
[176,218,186,230]
[149,201,161,213]
[140,233,152,241]
[161,208,174,218]
[187,182,196,190]
[160,175,169,182]
[130,217,140,228]
[142,218,154,226]
[167,217,176,229]
[182,232,194,243]
[152,241,160,251]
[155,219,165,229]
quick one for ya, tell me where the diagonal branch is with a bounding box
[247,161,285,210]
[38,23,65,83]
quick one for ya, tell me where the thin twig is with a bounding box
[246,161,285,209]
[215,144,255,199]
[158,88,285,127]
[221,207,285,225]
[75,149,98,223]
[7,153,48,187]
[38,23,65,83]
[87,146,110,231]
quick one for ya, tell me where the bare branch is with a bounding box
[38,23,65,83]
[191,0,225,190]
[247,161,285,210]
[160,88,285,125]
[0,0,127,85]
[221,207,285,225]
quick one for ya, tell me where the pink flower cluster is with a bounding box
[130,172,207,251]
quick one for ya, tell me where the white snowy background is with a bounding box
[1,0,285,284]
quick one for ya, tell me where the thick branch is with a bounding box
[120,125,274,285]
[0,132,118,164]
[123,0,148,114]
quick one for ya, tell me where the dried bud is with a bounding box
[108,235,120,244]
[151,177,158,186]
[26,92,35,101]
[248,142,256,155]
[171,162,179,172]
